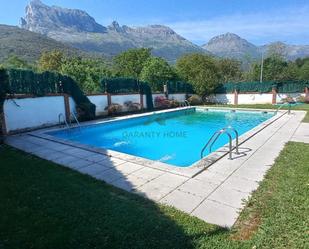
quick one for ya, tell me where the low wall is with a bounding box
[4,96,67,133]
[276,93,305,103]
[208,94,235,104]
[87,95,108,116]
[238,93,273,104]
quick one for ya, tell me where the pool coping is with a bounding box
[29,106,287,178]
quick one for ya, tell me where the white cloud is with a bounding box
[167,5,309,45]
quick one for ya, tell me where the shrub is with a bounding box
[154,96,170,108]
[105,103,123,115]
[296,95,309,104]
[124,101,141,112]
[188,95,203,105]
[169,99,180,108]
[76,102,96,121]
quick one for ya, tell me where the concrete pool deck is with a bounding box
[4,110,306,228]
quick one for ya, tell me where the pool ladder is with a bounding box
[275,103,291,115]
[58,112,81,130]
[180,100,190,107]
[200,126,239,160]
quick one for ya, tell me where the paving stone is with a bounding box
[63,147,98,158]
[77,163,111,176]
[94,168,124,183]
[110,178,135,192]
[65,159,94,170]
[51,155,80,166]
[111,175,149,192]
[114,162,144,175]
[208,187,250,209]
[149,173,187,188]
[135,182,174,201]
[84,153,110,163]
[191,200,239,228]
[233,167,268,182]
[130,167,165,181]
[178,179,218,198]
[194,170,228,185]
[221,176,259,193]
[160,189,203,213]
[99,157,126,167]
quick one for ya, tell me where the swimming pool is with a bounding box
[47,108,275,167]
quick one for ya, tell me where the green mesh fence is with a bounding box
[167,81,194,94]
[101,77,154,110]
[215,81,309,94]
[6,69,96,120]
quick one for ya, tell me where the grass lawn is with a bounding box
[0,143,308,249]
[205,103,309,122]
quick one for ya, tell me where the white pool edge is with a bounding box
[29,106,287,178]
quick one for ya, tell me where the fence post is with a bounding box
[234,89,238,105]
[107,93,112,106]
[272,87,277,104]
[305,87,309,97]
[63,94,71,123]
[140,93,144,109]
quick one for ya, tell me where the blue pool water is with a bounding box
[48,108,274,167]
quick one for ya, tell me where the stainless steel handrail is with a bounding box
[224,126,239,155]
[184,100,190,107]
[70,112,81,128]
[58,113,69,128]
[275,102,292,114]
[200,126,239,160]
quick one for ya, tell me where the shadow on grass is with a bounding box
[0,145,230,249]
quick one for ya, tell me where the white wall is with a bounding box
[69,96,76,115]
[238,94,273,104]
[87,95,108,115]
[169,93,186,102]
[276,93,305,103]
[111,94,140,105]
[208,94,235,104]
[4,96,65,132]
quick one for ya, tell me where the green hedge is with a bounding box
[101,77,154,110]
[6,69,96,120]
[215,81,309,94]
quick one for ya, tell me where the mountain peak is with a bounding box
[20,0,107,34]
[203,33,258,60]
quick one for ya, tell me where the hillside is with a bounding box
[0,24,86,63]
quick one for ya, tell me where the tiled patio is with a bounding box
[5,110,306,228]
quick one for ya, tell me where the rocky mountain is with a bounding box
[0,24,86,63]
[203,33,259,60]
[20,0,205,63]
[203,33,309,61]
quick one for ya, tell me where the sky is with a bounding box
[1,0,309,45]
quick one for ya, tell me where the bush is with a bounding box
[296,95,309,104]
[124,101,141,112]
[154,96,170,108]
[188,95,203,105]
[76,102,96,121]
[169,99,180,108]
[105,103,123,115]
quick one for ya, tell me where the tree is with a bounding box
[37,50,64,72]
[176,54,220,97]
[216,58,242,83]
[114,48,151,79]
[140,57,176,92]
[299,61,309,80]
[4,55,33,69]
[61,57,111,93]
[249,56,289,81]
